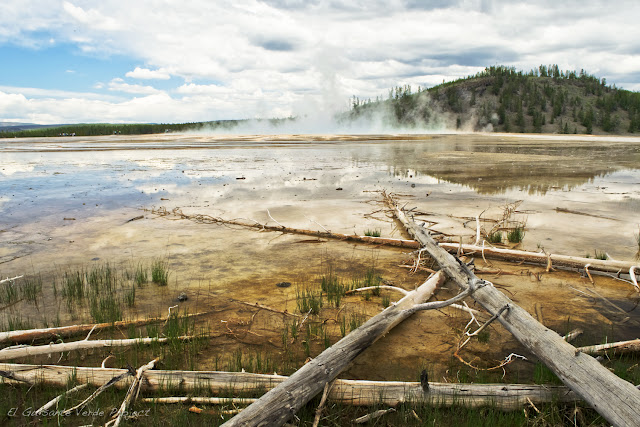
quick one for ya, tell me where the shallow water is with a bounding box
[1,133,639,381]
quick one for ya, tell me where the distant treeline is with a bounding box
[347,64,640,134]
[0,118,296,138]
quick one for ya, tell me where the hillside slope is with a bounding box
[345,65,640,135]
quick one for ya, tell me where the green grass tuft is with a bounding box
[364,229,381,237]
[507,226,525,243]
[594,250,609,260]
[151,259,169,286]
[487,231,502,244]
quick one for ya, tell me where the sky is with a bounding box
[1,0,640,125]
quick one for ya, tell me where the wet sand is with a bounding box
[1,133,639,381]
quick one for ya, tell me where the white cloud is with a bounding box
[108,78,163,95]
[125,67,171,80]
[0,0,639,124]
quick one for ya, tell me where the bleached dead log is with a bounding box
[231,300,301,317]
[108,358,158,427]
[0,312,208,344]
[0,336,194,361]
[62,370,132,416]
[385,192,640,427]
[562,328,583,343]
[35,383,88,415]
[353,408,396,424]
[151,207,421,249]
[345,285,409,296]
[576,339,640,355]
[0,363,581,409]
[312,381,333,427]
[156,207,639,275]
[0,275,23,284]
[438,242,638,274]
[221,271,446,426]
[142,397,257,405]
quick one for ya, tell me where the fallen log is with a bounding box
[108,358,158,427]
[0,312,208,344]
[353,408,395,424]
[385,192,640,427]
[151,207,421,249]
[0,363,581,410]
[221,271,446,426]
[153,207,640,275]
[35,383,88,416]
[142,397,258,405]
[576,339,640,355]
[438,242,639,275]
[0,336,194,361]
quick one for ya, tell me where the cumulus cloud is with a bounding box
[125,67,171,80]
[108,78,163,95]
[0,0,639,124]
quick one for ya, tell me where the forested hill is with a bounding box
[345,65,640,134]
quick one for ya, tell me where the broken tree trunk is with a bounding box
[0,336,193,361]
[385,193,640,427]
[0,363,581,410]
[0,312,208,345]
[221,271,446,426]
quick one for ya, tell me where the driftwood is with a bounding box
[143,397,257,405]
[385,192,640,427]
[231,300,301,317]
[562,328,584,343]
[353,408,396,423]
[0,363,581,410]
[576,339,640,355]
[221,271,446,426]
[0,312,208,344]
[151,207,420,249]
[0,336,193,361]
[153,207,640,276]
[312,381,333,427]
[62,371,132,416]
[108,358,158,427]
[438,242,639,275]
[35,383,88,415]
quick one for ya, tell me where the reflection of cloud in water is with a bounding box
[1,163,35,176]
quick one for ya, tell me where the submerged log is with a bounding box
[0,312,208,345]
[385,193,640,427]
[221,271,446,426]
[0,363,580,410]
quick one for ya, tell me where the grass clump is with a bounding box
[0,280,19,305]
[594,250,609,260]
[507,226,525,243]
[382,295,391,308]
[364,229,381,237]
[321,271,347,307]
[89,293,122,323]
[296,288,322,315]
[151,259,170,286]
[134,263,148,286]
[487,231,502,244]
[21,274,43,303]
